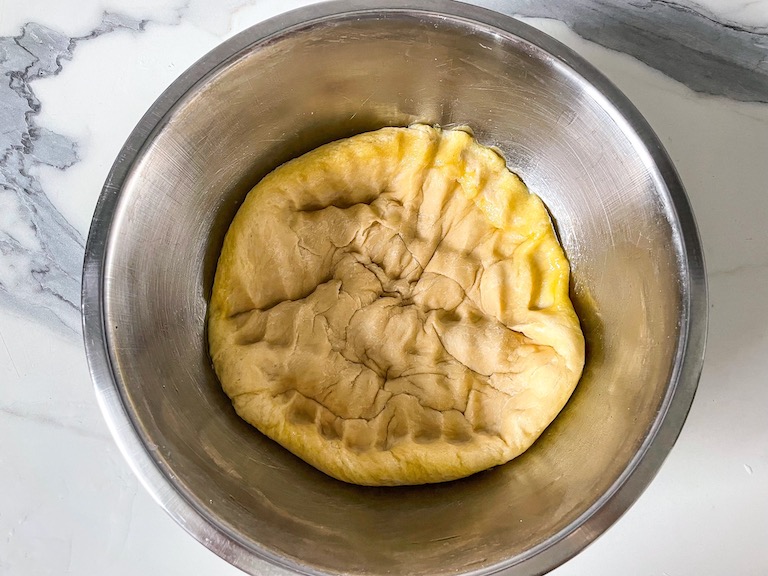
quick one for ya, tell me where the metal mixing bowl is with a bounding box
[82,1,707,574]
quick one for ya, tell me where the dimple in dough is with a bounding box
[208,125,585,486]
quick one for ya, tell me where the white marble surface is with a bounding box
[1,1,767,575]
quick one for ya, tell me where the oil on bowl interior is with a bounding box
[82,1,707,575]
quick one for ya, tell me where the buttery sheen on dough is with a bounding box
[208,125,585,486]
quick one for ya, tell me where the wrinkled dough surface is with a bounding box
[209,125,585,486]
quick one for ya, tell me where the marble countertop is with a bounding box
[2,1,767,574]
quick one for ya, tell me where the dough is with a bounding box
[208,125,584,486]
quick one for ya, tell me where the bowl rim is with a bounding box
[81,1,708,575]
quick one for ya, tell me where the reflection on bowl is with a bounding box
[82,1,707,575]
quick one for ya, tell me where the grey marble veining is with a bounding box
[479,0,768,103]
[0,14,147,335]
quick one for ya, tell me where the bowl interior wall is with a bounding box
[104,14,682,575]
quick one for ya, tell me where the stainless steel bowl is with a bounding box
[82,1,707,575]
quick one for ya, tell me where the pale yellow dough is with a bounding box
[208,125,584,486]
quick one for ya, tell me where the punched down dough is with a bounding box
[208,125,584,486]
